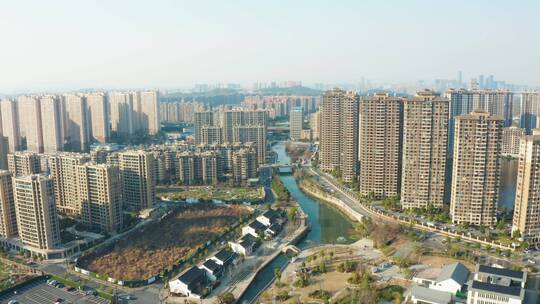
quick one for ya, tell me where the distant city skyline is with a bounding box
[1,1,540,93]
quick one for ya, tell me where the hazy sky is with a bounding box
[1,0,539,92]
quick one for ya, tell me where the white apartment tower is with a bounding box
[119,150,155,211]
[512,134,540,246]
[289,107,303,140]
[77,163,123,233]
[13,174,61,250]
[0,171,17,238]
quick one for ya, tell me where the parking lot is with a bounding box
[0,278,110,304]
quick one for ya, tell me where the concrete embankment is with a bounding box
[298,180,362,223]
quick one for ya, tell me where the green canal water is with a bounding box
[238,142,355,304]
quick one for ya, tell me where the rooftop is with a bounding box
[411,285,452,304]
[477,265,525,281]
[436,262,470,286]
[471,281,523,298]
[213,249,235,263]
[201,259,221,272]
[178,266,206,285]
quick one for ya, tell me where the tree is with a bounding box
[219,292,235,304]
[274,268,282,283]
[287,207,298,221]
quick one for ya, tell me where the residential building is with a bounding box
[0,171,17,238]
[109,92,134,137]
[40,96,63,153]
[176,151,223,185]
[62,94,89,152]
[119,150,155,211]
[169,266,208,298]
[0,99,21,152]
[519,92,539,134]
[309,111,320,140]
[18,96,43,153]
[467,265,527,304]
[359,93,402,197]
[320,88,359,183]
[232,148,258,183]
[13,174,61,250]
[7,152,41,176]
[47,153,91,215]
[85,93,109,143]
[289,107,303,140]
[233,125,266,164]
[194,111,215,145]
[401,93,449,209]
[502,127,525,158]
[137,91,160,135]
[450,112,503,226]
[77,163,123,233]
[512,134,540,246]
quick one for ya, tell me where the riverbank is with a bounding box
[298,176,362,223]
[232,208,310,302]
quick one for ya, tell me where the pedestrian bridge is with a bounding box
[282,245,301,255]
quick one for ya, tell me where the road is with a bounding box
[306,166,540,267]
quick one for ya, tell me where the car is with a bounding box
[56,283,65,288]
[528,259,536,264]
[67,287,75,292]
[8,300,18,304]
[54,298,63,303]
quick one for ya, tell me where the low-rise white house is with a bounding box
[431,262,470,294]
[256,209,280,227]
[241,220,266,238]
[467,265,528,304]
[411,285,453,304]
[169,266,208,298]
[229,234,258,256]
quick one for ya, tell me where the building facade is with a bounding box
[320,88,359,183]
[359,93,402,197]
[450,112,503,226]
[401,94,449,209]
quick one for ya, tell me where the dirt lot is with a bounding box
[79,203,249,280]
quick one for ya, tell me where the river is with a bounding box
[237,145,518,304]
[237,142,355,304]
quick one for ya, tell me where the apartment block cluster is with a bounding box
[0,91,160,164]
[0,147,159,259]
[159,101,205,124]
[319,88,540,246]
[194,108,268,165]
[243,95,320,119]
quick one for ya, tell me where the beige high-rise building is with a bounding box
[18,96,43,153]
[320,88,359,183]
[309,111,320,140]
[119,150,155,211]
[77,163,123,233]
[109,92,134,137]
[232,148,258,184]
[289,107,303,140]
[194,111,215,145]
[450,112,503,226]
[0,99,21,152]
[501,126,525,158]
[200,126,223,145]
[401,94,449,209]
[13,174,61,250]
[233,125,267,164]
[0,171,17,238]
[139,91,160,135]
[63,94,89,152]
[48,153,91,215]
[85,93,109,143]
[40,96,64,153]
[512,135,540,245]
[220,109,267,143]
[7,152,41,176]
[359,93,402,197]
